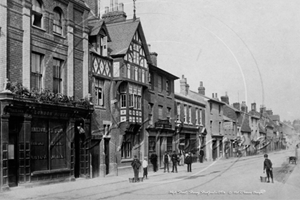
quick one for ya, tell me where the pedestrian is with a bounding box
[163,151,171,173]
[180,153,184,166]
[185,152,192,172]
[131,155,141,182]
[142,157,148,179]
[225,148,229,159]
[199,148,204,163]
[150,152,158,172]
[171,151,178,173]
[263,154,273,183]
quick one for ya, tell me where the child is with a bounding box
[263,154,273,183]
[143,157,148,179]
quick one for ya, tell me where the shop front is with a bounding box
[147,120,174,168]
[0,92,93,191]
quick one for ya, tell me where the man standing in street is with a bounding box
[163,151,170,173]
[131,155,141,182]
[199,148,204,163]
[263,154,273,183]
[150,152,158,172]
[185,152,192,172]
[171,151,178,173]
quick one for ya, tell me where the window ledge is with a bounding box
[31,168,71,176]
[32,25,46,32]
[158,93,164,97]
[53,32,66,39]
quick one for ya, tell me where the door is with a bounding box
[104,138,110,174]
[8,118,21,187]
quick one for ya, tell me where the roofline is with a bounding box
[149,64,179,80]
[175,93,206,107]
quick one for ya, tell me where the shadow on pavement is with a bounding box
[273,161,296,184]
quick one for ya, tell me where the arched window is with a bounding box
[53,7,63,35]
[32,0,43,28]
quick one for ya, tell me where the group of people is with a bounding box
[130,151,194,182]
[131,152,275,184]
[161,151,193,173]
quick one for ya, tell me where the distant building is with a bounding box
[175,76,206,162]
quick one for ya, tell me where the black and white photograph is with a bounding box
[0,0,300,199]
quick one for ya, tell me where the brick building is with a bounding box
[146,52,178,168]
[0,0,93,191]
[175,76,206,162]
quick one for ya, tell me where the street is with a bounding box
[1,149,299,200]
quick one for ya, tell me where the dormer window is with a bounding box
[32,0,43,28]
[53,7,63,35]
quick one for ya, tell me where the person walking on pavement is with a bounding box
[142,157,148,179]
[163,151,171,173]
[171,151,178,173]
[150,152,158,172]
[185,152,192,172]
[199,148,204,163]
[131,155,141,182]
[263,154,273,183]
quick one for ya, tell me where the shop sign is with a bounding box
[155,119,172,129]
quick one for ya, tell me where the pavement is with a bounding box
[0,149,298,200]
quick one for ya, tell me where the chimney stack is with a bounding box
[241,101,248,113]
[180,75,189,96]
[150,52,158,66]
[251,102,256,111]
[233,102,240,110]
[266,109,273,116]
[102,0,127,23]
[260,105,266,114]
[220,92,229,104]
[198,81,205,95]
[215,93,218,99]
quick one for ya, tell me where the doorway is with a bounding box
[8,117,22,187]
[74,121,84,178]
[104,138,110,175]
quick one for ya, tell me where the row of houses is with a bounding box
[0,0,291,191]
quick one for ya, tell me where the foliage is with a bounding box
[7,82,92,109]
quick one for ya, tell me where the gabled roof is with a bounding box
[106,19,151,62]
[88,19,112,42]
[239,113,251,133]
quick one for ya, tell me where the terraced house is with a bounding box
[0,0,93,191]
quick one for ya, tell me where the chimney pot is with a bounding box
[198,81,205,95]
[212,93,214,98]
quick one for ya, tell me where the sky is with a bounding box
[100,0,300,122]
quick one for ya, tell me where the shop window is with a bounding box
[32,0,43,28]
[121,134,132,159]
[53,58,63,94]
[148,136,156,153]
[31,52,44,90]
[95,78,104,107]
[31,119,67,172]
[53,7,63,35]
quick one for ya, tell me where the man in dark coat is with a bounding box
[150,152,158,172]
[131,155,141,182]
[199,149,204,163]
[171,151,178,173]
[263,154,273,183]
[185,152,192,172]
